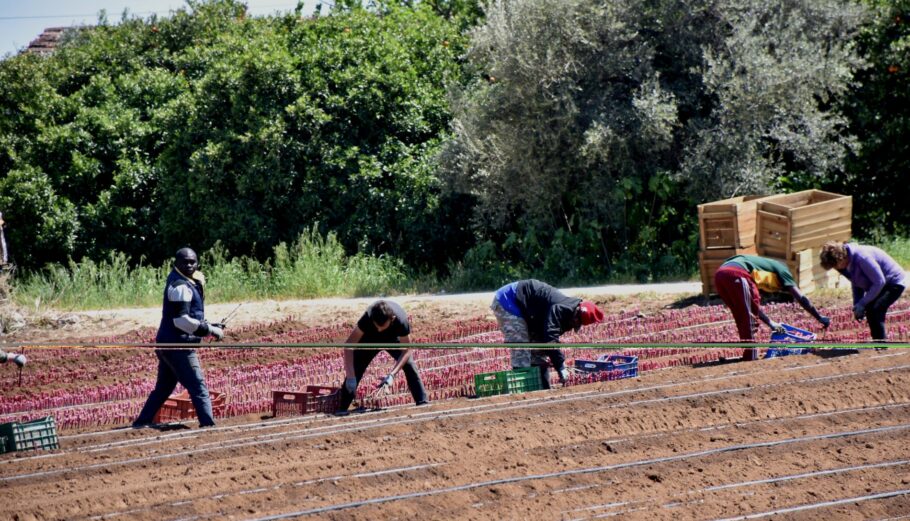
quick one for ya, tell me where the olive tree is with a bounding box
[442,0,866,280]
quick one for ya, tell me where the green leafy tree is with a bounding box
[0,0,473,271]
[0,167,79,267]
[442,0,867,281]
[836,0,910,237]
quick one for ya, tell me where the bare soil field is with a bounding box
[1,349,909,520]
[2,287,909,520]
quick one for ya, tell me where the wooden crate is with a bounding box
[699,246,757,296]
[756,190,852,260]
[790,248,843,293]
[698,195,770,250]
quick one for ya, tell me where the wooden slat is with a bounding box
[790,210,852,237]
[791,220,852,241]
[759,201,793,216]
[758,246,787,258]
[699,245,757,260]
[759,217,790,235]
[790,198,852,222]
[790,229,852,252]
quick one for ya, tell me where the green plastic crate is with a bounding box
[474,370,509,397]
[0,435,7,455]
[0,417,58,453]
[506,366,542,394]
[474,367,542,397]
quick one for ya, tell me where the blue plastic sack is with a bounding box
[766,323,815,359]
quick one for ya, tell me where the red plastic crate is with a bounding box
[153,391,225,423]
[272,386,340,417]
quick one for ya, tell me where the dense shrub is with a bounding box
[441,0,867,282]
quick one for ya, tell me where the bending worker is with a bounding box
[492,279,604,389]
[820,241,907,341]
[337,300,429,414]
[714,254,830,360]
[133,247,223,428]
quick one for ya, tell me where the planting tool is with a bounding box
[370,375,394,398]
[217,303,244,327]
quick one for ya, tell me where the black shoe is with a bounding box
[131,422,155,430]
[333,410,350,417]
[415,400,430,406]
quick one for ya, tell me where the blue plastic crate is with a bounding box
[766,323,815,359]
[573,355,638,379]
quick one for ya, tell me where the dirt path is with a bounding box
[3,282,712,343]
[2,349,909,520]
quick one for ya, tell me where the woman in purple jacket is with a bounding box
[820,241,908,340]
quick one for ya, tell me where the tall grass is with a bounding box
[12,228,410,311]
[871,236,910,269]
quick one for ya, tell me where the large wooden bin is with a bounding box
[756,190,851,260]
[788,248,843,293]
[698,195,770,250]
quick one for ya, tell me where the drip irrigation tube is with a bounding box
[710,489,910,521]
[85,463,443,521]
[4,358,909,479]
[564,458,910,518]
[242,423,910,520]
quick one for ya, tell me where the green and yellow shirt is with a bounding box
[721,255,796,293]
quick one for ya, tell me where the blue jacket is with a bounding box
[497,279,581,343]
[156,269,206,344]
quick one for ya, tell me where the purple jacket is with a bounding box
[839,243,908,308]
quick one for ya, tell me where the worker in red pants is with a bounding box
[714,254,830,360]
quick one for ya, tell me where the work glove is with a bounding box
[853,303,866,321]
[208,324,224,340]
[768,321,785,334]
[344,376,358,393]
[558,367,570,384]
[11,354,26,368]
[379,373,394,388]
[818,316,831,329]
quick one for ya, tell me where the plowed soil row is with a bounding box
[3,349,910,521]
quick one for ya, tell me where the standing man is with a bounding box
[491,279,604,389]
[133,248,223,428]
[820,241,907,341]
[714,254,830,360]
[337,300,429,414]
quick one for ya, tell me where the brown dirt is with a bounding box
[5,286,901,520]
[0,287,722,344]
[2,349,909,520]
